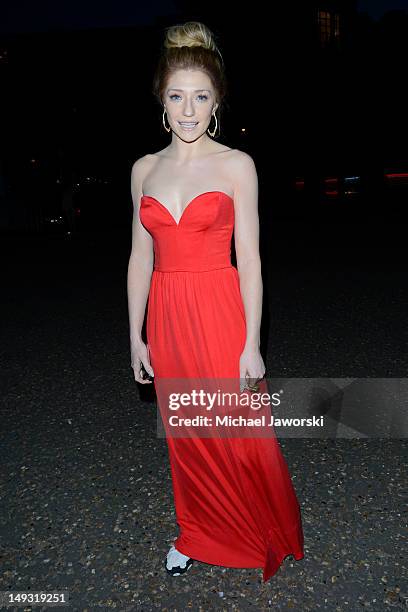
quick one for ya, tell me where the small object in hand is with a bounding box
[243,372,266,392]
[140,362,154,381]
[245,382,260,392]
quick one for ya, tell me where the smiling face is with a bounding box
[163,69,218,141]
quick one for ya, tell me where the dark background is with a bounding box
[1,0,408,235]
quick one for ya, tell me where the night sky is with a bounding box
[0,0,407,34]
[0,0,180,34]
[357,0,408,19]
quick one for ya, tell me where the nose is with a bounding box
[182,97,195,118]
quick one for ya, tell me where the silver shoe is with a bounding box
[164,544,194,576]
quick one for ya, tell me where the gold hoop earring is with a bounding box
[162,108,171,133]
[207,112,218,138]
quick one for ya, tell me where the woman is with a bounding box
[127,21,304,582]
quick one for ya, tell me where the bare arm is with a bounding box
[232,152,265,384]
[127,157,155,382]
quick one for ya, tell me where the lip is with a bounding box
[178,121,198,130]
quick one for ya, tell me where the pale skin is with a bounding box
[127,68,265,390]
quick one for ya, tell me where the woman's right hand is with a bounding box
[131,340,155,384]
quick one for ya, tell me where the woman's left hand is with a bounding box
[239,344,266,392]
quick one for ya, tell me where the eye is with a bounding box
[168,94,209,101]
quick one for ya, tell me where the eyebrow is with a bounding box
[167,89,211,93]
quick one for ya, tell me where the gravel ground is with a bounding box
[1,220,407,611]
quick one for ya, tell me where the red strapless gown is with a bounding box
[139,190,304,582]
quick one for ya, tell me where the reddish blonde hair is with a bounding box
[152,21,228,127]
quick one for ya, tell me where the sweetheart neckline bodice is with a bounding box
[140,190,233,227]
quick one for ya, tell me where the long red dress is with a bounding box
[139,190,304,582]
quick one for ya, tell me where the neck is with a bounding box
[166,133,215,164]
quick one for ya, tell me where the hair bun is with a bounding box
[164,21,218,53]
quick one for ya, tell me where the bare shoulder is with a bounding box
[130,155,156,209]
[130,155,157,194]
[229,149,257,170]
[227,149,258,189]
[131,153,155,176]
